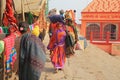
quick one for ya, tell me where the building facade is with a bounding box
[81,0,120,55]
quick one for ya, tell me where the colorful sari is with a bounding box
[47,27,66,69]
[48,23,57,38]
[19,33,46,80]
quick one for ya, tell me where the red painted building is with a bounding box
[80,0,120,55]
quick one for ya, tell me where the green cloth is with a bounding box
[2,27,9,34]
[28,12,33,25]
[0,40,4,55]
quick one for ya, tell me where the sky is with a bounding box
[49,0,92,24]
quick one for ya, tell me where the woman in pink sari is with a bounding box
[47,22,66,73]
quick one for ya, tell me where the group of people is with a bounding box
[0,9,79,80]
[1,14,46,80]
[47,9,78,73]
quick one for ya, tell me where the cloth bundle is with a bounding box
[48,15,64,24]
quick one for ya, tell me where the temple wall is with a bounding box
[92,43,111,54]
[82,12,120,21]
[93,43,120,55]
[111,43,120,55]
[81,0,120,55]
[81,12,120,38]
[80,21,86,37]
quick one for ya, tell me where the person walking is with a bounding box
[18,22,46,80]
[65,18,78,57]
[47,22,66,73]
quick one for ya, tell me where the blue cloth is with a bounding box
[49,15,64,24]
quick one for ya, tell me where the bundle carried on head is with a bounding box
[48,15,64,24]
[48,8,57,16]
[48,8,65,24]
[64,10,75,22]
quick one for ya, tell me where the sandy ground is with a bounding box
[40,33,120,80]
[7,33,120,80]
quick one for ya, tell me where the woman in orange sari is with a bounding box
[47,22,66,73]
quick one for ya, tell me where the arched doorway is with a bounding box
[86,23,100,40]
[104,24,117,40]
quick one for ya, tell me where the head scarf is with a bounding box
[18,22,29,34]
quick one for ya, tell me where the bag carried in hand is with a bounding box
[75,41,81,50]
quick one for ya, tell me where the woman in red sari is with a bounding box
[47,22,66,73]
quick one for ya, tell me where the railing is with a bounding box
[90,32,120,44]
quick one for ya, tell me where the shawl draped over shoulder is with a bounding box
[19,33,46,80]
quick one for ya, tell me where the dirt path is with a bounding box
[40,33,120,80]
[8,33,120,80]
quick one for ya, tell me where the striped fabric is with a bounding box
[3,34,16,72]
